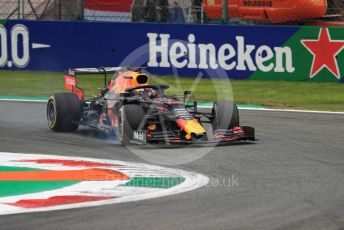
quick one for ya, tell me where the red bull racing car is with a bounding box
[47,67,255,145]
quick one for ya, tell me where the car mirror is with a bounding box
[184,90,192,97]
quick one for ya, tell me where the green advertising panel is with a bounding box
[250,27,344,82]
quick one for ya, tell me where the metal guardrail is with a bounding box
[0,0,81,20]
[0,0,343,24]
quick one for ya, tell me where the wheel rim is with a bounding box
[118,108,124,142]
[47,100,56,125]
[213,104,219,129]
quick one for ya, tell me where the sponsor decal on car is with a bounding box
[133,131,147,144]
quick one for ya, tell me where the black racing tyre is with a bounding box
[212,101,239,131]
[47,93,81,132]
[118,104,145,145]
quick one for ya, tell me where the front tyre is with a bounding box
[118,104,145,145]
[47,93,81,132]
[212,101,239,131]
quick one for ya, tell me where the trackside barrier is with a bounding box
[0,20,343,82]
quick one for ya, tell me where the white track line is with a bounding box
[1,98,344,115]
[239,107,344,115]
[0,99,47,103]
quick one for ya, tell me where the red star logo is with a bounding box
[301,28,344,79]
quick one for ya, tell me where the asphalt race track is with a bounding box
[1,101,344,230]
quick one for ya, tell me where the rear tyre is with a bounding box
[212,101,239,131]
[47,93,81,132]
[118,104,145,145]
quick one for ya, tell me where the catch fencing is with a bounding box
[0,0,343,24]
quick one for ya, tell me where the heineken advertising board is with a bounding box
[0,20,343,82]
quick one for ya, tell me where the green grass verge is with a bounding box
[1,70,344,111]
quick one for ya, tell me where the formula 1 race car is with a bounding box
[47,67,255,145]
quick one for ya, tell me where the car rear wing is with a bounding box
[63,66,145,101]
[64,67,145,76]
